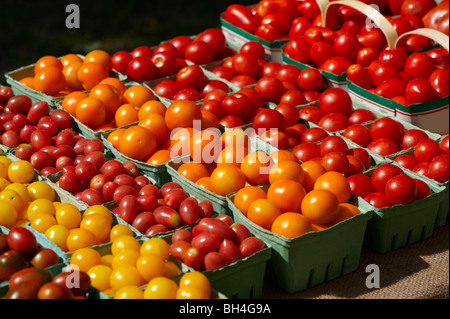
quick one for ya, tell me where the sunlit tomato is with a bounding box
[222,93,253,120]
[356,47,380,67]
[297,68,325,92]
[255,76,286,103]
[333,32,361,62]
[118,126,157,162]
[346,64,373,90]
[395,154,419,171]
[126,57,156,83]
[185,41,214,65]
[284,38,310,64]
[385,174,417,206]
[301,189,339,224]
[292,142,321,162]
[319,87,353,116]
[318,113,349,132]
[371,163,404,193]
[314,170,352,203]
[357,29,387,51]
[343,124,371,147]
[440,135,449,155]
[400,129,429,150]
[367,61,399,87]
[428,155,449,183]
[369,117,403,145]
[298,106,324,124]
[347,174,375,198]
[405,78,436,103]
[367,138,399,156]
[414,138,441,163]
[176,65,205,91]
[319,56,352,76]
[404,52,436,80]
[33,66,66,96]
[252,108,286,134]
[428,69,449,99]
[364,192,393,208]
[165,100,202,131]
[321,151,350,176]
[209,164,246,197]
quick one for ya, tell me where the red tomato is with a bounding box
[297,68,325,91]
[309,41,336,67]
[318,113,350,132]
[131,46,153,59]
[289,17,312,38]
[298,106,324,124]
[343,124,371,147]
[320,135,349,156]
[375,78,407,99]
[400,0,437,18]
[414,178,432,200]
[319,56,352,76]
[428,154,449,183]
[255,76,286,103]
[195,28,226,57]
[256,24,279,42]
[274,103,300,127]
[347,174,375,198]
[348,109,377,125]
[346,64,374,90]
[385,174,417,206]
[405,78,436,103]
[7,227,38,257]
[126,57,156,82]
[333,32,361,62]
[170,35,193,58]
[440,135,449,154]
[111,51,132,74]
[292,142,321,162]
[319,88,353,116]
[413,162,431,177]
[222,93,253,119]
[367,61,399,87]
[400,129,429,150]
[321,151,350,176]
[367,138,399,156]
[371,163,404,192]
[261,13,291,34]
[369,117,403,145]
[364,192,393,208]
[232,53,260,77]
[284,38,311,63]
[404,52,436,80]
[252,108,286,133]
[395,154,419,171]
[357,29,387,51]
[176,65,205,91]
[240,41,265,60]
[428,69,449,98]
[279,90,306,107]
[185,41,214,65]
[274,65,301,85]
[414,138,442,163]
[301,127,328,143]
[356,47,380,67]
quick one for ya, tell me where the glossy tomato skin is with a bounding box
[440,135,449,155]
[400,129,429,150]
[404,52,436,80]
[348,109,376,125]
[369,117,403,146]
[414,138,441,163]
[371,164,404,192]
[395,154,418,171]
[385,174,417,206]
[346,64,373,90]
[428,154,449,183]
[7,227,38,258]
[126,57,156,83]
[319,88,353,116]
[318,113,349,132]
[224,4,259,34]
[364,192,393,209]
[0,250,30,281]
[343,124,371,147]
[428,69,449,98]
[252,108,286,134]
[347,174,375,198]
[255,76,286,103]
[405,78,436,103]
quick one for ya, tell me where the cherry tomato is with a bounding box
[414,138,442,163]
[369,117,403,146]
[333,32,361,63]
[400,129,429,150]
[405,78,436,103]
[126,57,156,83]
[356,47,380,67]
[428,154,449,183]
[252,108,286,134]
[255,76,286,103]
[343,124,371,147]
[284,38,310,64]
[297,68,325,91]
[440,135,449,154]
[224,4,259,34]
[348,109,376,125]
[7,227,38,258]
[367,61,399,87]
[404,52,436,80]
[319,56,352,76]
[375,78,407,99]
[318,113,349,132]
[371,163,404,192]
[346,64,374,90]
[347,174,375,198]
[385,174,417,206]
[364,192,393,208]
[428,69,449,98]
[310,41,336,67]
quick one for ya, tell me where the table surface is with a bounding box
[261,224,449,299]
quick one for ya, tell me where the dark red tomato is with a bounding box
[7,227,38,257]
[151,51,178,78]
[347,174,375,198]
[153,80,179,100]
[371,163,404,192]
[255,76,286,103]
[289,17,312,38]
[301,127,328,143]
[240,41,265,60]
[52,269,91,297]
[9,267,53,290]
[224,4,259,34]
[222,93,253,119]
[30,248,60,269]
[367,61,399,87]
[348,155,365,175]
[232,53,260,77]
[400,129,429,150]
[404,52,436,80]
[428,69,449,98]
[401,34,434,54]
[343,124,371,147]
[413,178,432,200]
[378,48,408,72]
[0,250,29,282]
[154,43,178,56]
[400,0,437,18]
[292,142,321,162]
[297,68,325,92]
[414,138,442,163]
[333,32,361,62]
[321,151,350,176]
[298,106,324,124]
[170,35,193,58]
[231,75,257,88]
[405,78,436,104]
[184,41,214,65]
[367,138,399,156]
[126,57,156,83]
[320,135,349,156]
[346,64,374,90]
[385,174,417,206]
[375,78,407,99]
[279,90,306,107]
[319,87,353,116]
[274,103,300,127]
[395,154,419,171]
[356,47,380,67]
[357,29,387,51]
[319,56,352,76]
[369,117,403,145]
[219,115,245,129]
[176,65,205,91]
[440,135,449,154]
[428,154,449,183]
[348,148,372,170]
[348,109,377,125]
[309,41,336,67]
[284,38,310,64]
[212,66,238,81]
[256,24,279,42]
[318,113,350,132]
[252,108,286,134]
[131,46,153,59]
[111,51,132,74]
[340,12,365,34]
[6,281,41,299]
[364,192,393,208]
[195,28,226,57]
[426,48,449,67]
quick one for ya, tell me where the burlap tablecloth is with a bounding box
[262,225,449,299]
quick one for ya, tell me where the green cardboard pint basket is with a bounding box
[362,163,446,254]
[226,190,374,293]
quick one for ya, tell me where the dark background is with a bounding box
[0,0,255,84]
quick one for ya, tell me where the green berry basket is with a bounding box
[361,163,446,254]
[226,190,374,293]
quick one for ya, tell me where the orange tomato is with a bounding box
[118,126,157,162]
[169,127,198,157]
[311,223,329,231]
[146,150,171,166]
[138,113,169,143]
[100,77,127,96]
[60,53,83,67]
[107,128,126,149]
[270,150,298,165]
[268,160,305,184]
[240,151,274,186]
[271,212,312,239]
[178,271,211,299]
[247,198,281,230]
[314,171,351,203]
[89,84,123,121]
[195,177,213,192]
[62,91,89,117]
[115,104,140,128]
[209,164,246,197]
[19,77,35,89]
[233,186,267,216]
[138,100,167,120]
[176,161,210,183]
[216,145,249,168]
[76,97,106,129]
[221,128,250,148]
[190,129,222,164]
[84,49,113,73]
[33,66,66,96]
[62,62,84,92]
[95,123,115,132]
[165,100,202,131]
[267,180,306,213]
[329,203,360,226]
[77,62,109,90]
[300,160,327,192]
[35,56,63,74]
[301,189,340,225]
[200,110,220,130]
[122,85,155,108]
